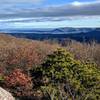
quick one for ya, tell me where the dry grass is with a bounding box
[65,40,100,67]
[0,34,59,73]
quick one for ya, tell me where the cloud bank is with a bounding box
[0,1,100,19]
[0,0,100,28]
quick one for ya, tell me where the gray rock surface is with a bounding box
[0,87,15,100]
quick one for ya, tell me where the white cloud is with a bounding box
[71,0,100,6]
[71,1,83,6]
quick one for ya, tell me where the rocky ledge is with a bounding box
[0,87,15,100]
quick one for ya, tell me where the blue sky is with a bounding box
[0,0,100,29]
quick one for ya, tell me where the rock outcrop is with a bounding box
[0,87,15,100]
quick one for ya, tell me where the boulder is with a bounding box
[0,87,15,100]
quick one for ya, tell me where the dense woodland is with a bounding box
[0,34,100,100]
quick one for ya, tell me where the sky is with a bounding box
[0,0,100,29]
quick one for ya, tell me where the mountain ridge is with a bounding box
[0,27,100,42]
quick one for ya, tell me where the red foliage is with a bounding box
[5,68,32,87]
[4,68,33,96]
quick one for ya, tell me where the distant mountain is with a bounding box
[58,27,95,33]
[1,27,100,42]
[0,27,96,34]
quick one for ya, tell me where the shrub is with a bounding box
[33,48,100,100]
[4,68,33,97]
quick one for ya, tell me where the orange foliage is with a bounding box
[4,68,33,96]
[5,68,32,87]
